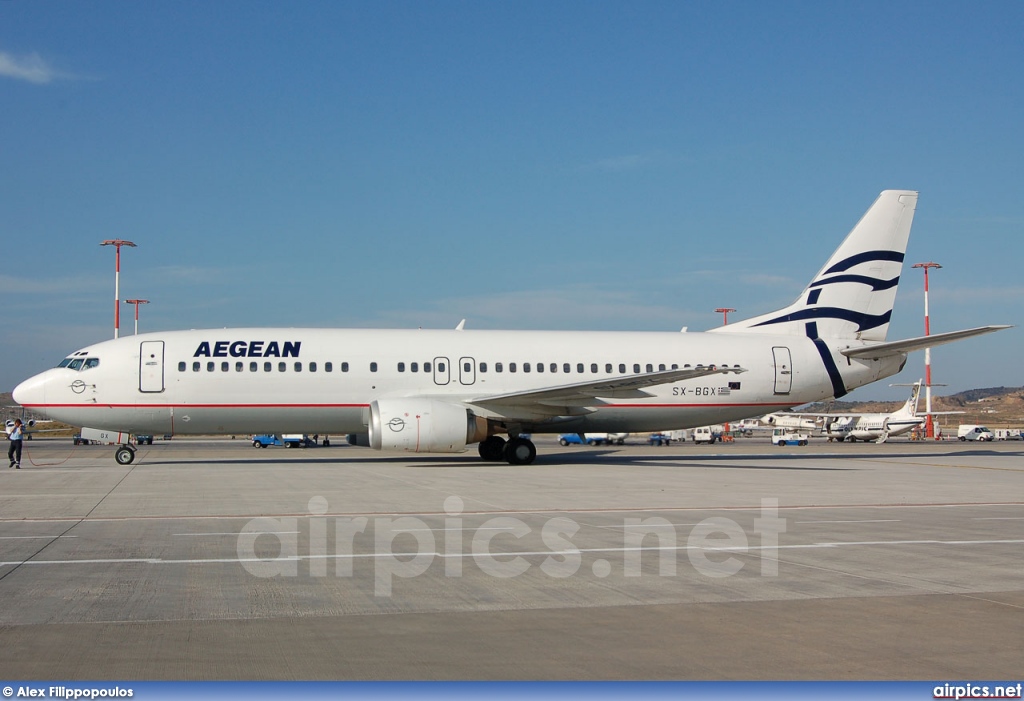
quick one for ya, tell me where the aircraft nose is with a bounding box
[12,373,46,408]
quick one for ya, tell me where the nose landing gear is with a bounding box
[115,445,136,465]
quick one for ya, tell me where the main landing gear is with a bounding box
[477,435,537,465]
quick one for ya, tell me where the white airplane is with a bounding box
[766,380,942,444]
[759,413,818,431]
[12,190,1010,466]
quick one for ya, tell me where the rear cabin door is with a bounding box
[772,346,792,395]
[139,341,165,393]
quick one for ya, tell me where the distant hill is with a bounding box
[799,386,1024,427]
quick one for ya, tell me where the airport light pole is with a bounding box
[715,308,736,326]
[101,239,137,339]
[124,299,149,335]
[913,262,942,439]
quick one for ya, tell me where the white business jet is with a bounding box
[12,191,1009,465]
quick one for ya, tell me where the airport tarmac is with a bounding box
[0,436,1021,680]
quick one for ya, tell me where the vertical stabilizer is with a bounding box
[714,190,918,341]
[898,381,923,418]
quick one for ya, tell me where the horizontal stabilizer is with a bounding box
[840,325,1011,360]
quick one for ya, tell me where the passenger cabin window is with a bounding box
[479,362,486,373]
[235,362,243,372]
[591,363,598,373]
[264,362,272,372]
[633,364,641,373]
[536,363,543,373]
[411,362,418,372]
[193,362,200,372]
[341,362,349,372]
[250,362,258,372]
[221,362,229,372]
[370,362,378,372]
[606,363,613,373]
[496,362,503,373]
[423,362,431,372]
[550,363,557,373]
[523,363,531,373]
[619,364,626,373]
[207,362,215,372]
[646,364,654,373]
[279,362,286,372]
[310,362,317,372]
[398,362,405,372]
[563,363,570,373]
[325,362,333,372]
[178,362,186,372]
[294,362,302,372]
[509,363,516,373]
[577,363,584,373]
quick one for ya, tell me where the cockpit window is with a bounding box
[57,358,73,368]
[68,359,84,371]
[83,358,100,369]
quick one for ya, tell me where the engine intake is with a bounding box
[368,399,487,453]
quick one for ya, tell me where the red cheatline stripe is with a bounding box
[22,402,791,410]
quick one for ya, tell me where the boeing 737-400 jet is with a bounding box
[12,191,1010,465]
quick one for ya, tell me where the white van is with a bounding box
[692,426,716,444]
[957,425,994,442]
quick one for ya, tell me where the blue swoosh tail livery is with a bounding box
[13,190,1009,465]
[713,190,916,342]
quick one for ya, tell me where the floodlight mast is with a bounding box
[100,239,137,339]
[124,299,149,335]
[913,262,942,439]
[714,308,736,326]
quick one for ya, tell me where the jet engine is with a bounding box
[368,399,488,453]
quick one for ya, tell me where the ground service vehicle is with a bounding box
[957,425,994,441]
[252,434,284,448]
[693,426,716,444]
[772,428,809,446]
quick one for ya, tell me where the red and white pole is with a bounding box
[115,245,122,338]
[125,299,149,335]
[101,240,137,339]
[913,262,942,438]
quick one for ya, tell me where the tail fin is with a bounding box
[714,190,918,340]
[895,381,923,417]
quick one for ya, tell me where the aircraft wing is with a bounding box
[840,325,1011,360]
[469,365,746,419]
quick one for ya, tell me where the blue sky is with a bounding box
[2,1,1021,400]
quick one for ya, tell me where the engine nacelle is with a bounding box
[368,399,486,453]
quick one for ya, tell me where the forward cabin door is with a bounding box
[772,346,792,395]
[459,357,476,385]
[139,341,165,393]
[433,357,450,386]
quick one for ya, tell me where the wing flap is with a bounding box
[470,365,746,418]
